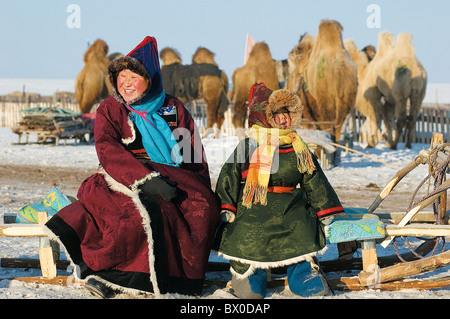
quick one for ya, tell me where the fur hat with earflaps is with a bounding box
[248,82,303,129]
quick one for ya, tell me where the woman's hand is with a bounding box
[140,176,177,202]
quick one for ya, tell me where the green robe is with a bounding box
[214,138,344,275]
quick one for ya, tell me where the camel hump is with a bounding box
[160,47,182,66]
[315,20,344,50]
[343,39,358,55]
[394,33,415,57]
[192,47,217,65]
[376,32,395,58]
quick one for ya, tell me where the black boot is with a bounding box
[85,278,117,299]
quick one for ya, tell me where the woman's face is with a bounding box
[117,69,148,103]
[273,107,291,129]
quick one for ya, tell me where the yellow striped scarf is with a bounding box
[242,125,316,208]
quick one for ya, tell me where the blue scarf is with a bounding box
[126,91,183,167]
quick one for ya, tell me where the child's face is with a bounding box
[273,107,291,129]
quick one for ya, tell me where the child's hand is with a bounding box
[321,216,334,238]
[320,216,334,225]
[220,210,236,223]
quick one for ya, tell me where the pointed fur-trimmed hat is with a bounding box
[248,82,303,128]
[108,36,163,105]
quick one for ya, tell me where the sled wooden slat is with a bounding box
[0,276,81,287]
[374,211,449,223]
[0,225,46,237]
[385,224,450,237]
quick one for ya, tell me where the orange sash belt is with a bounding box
[266,186,296,193]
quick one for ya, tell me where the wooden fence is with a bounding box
[352,104,450,146]
[1,101,449,145]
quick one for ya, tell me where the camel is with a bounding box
[288,20,358,143]
[160,47,229,139]
[287,34,317,121]
[344,38,378,146]
[228,42,280,139]
[355,32,427,149]
[75,39,113,114]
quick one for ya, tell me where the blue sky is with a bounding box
[0,0,449,83]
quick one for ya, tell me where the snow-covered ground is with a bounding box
[0,126,449,300]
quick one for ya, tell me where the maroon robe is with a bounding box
[45,95,220,296]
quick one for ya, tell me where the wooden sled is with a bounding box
[323,132,450,291]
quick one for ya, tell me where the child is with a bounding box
[214,82,344,298]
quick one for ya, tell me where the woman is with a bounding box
[213,82,344,298]
[45,36,220,298]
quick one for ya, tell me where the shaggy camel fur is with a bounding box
[75,39,112,114]
[355,32,427,149]
[160,47,229,138]
[287,34,317,122]
[344,39,376,146]
[349,32,395,148]
[228,42,280,139]
[288,20,358,143]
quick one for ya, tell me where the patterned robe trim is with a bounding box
[316,206,345,220]
[221,204,237,213]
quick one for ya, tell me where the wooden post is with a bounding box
[37,212,58,279]
[431,133,447,224]
[361,240,378,272]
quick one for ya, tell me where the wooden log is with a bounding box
[328,275,450,291]
[358,249,450,286]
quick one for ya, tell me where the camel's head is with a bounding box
[160,47,182,66]
[288,34,315,74]
[83,39,109,63]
